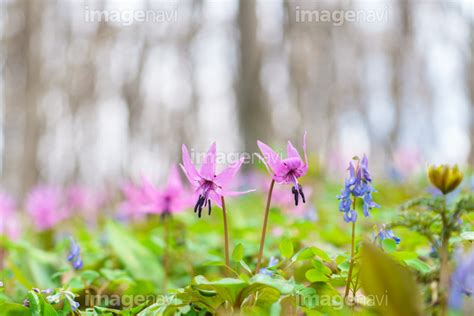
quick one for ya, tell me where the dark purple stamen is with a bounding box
[299,186,306,203]
[194,194,212,218]
[291,184,306,206]
[194,195,205,214]
[292,186,299,206]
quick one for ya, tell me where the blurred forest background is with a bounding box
[1,0,473,197]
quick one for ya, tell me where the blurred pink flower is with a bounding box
[0,191,21,239]
[26,186,67,231]
[141,166,190,217]
[118,181,149,218]
[393,147,421,177]
[66,185,94,211]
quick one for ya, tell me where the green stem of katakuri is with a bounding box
[162,216,170,292]
[221,196,230,269]
[255,179,275,274]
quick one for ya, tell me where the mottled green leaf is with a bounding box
[360,243,422,316]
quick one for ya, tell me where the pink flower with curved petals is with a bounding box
[141,165,190,217]
[180,143,253,217]
[257,132,309,206]
[118,181,149,218]
[26,186,67,231]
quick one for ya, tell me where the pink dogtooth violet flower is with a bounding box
[118,181,149,218]
[257,132,309,206]
[26,186,67,231]
[0,191,21,240]
[180,142,253,218]
[141,165,190,219]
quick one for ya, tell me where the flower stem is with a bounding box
[162,216,170,292]
[221,196,230,269]
[344,220,356,301]
[439,196,450,316]
[255,179,275,274]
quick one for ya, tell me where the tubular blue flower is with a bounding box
[180,143,253,218]
[449,249,474,310]
[46,290,80,312]
[259,257,279,276]
[257,132,308,206]
[67,237,83,270]
[373,224,401,245]
[337,155,379,222]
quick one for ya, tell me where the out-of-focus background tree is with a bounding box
[1,0,473,196]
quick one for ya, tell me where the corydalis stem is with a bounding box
[221,196,230,269]
[255,179,275,274]
[344,213,356,301]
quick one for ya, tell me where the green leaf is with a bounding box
[382,239,397,253]
[360,242,423,316]
[0,302,29,316]
[305,269,329,282]
[239,260,252,274]
[26,291,58,316]
[106,222,163,286]
[232,243,244,262]
[26,291,42,316]
[249,274,295,294]
[279,238,294,259]
[311,260,332,275]
[311,246,331,261]
[292,247,314,261]
[390,251,418,260]
[404,259,432,274]
[192,276,247,304]
[81,270,101,284]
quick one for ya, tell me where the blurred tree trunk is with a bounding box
[3,0,42,196]
[21,1,42,195]
[388,0,412,157]
[468,22,474,166]
[236,0,269,154]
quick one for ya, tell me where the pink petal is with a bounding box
[200,142,217,180]
[302,131,308,172]
[215,157,244,187]
[167,165,183,190]
[257,140,285,175]
[208,190,223,208]
[181,144,201,184]
[287,141,301,159]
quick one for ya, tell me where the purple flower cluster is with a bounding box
[67,238,83,270]
[337,155,379,222]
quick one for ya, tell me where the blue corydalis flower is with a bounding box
[259,257,279,276]
[67,238,83,270]
[337,155,379,223]
[374,224,400,245]
[449,249,474,310]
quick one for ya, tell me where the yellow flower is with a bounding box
[427,164,464,195]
